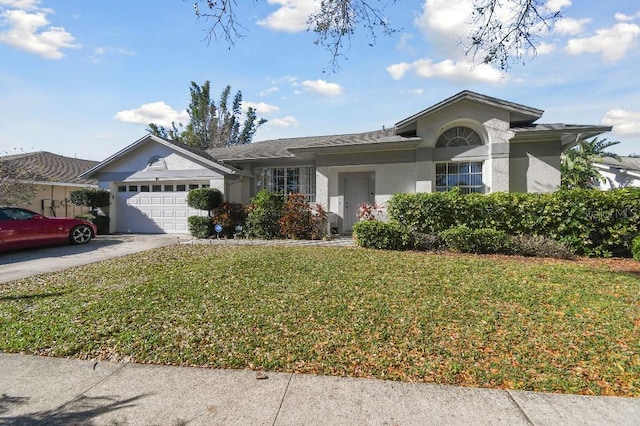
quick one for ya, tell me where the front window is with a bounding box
[436,127,482,147]
[256,166,316,202]
[435,162,484,194]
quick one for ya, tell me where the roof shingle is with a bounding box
[0,151,98,185]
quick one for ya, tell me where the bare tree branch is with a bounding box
[466,0,562,70]
[191,0,565,71]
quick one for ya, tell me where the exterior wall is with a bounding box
[414,100,512,148]
[95,143,225,183]
[17,184,94,218]
[318,162,416,233]
[509,141,562,193]
[412,100,515,193]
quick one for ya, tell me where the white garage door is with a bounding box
[116,183,208,234]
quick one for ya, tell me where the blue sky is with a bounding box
[1,0,639,161]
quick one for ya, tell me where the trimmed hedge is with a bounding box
[353,220,413,250]
[633,236,640,261]
[76,214,110,235]
[70,188,110,209]
[187,188,223,212]
[440,225,513,254]
[188,216,213,239]
[388,188,640,256]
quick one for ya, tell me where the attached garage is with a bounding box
[79,135,247,234]
[115,182,210,233]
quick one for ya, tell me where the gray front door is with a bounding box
[344,177,370,233]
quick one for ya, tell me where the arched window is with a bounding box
[436,127,482,147]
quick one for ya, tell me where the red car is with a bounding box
[0,207,98,251]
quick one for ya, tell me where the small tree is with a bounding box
[148,82,266,149]
[69,188,111,213]
[561,138,621,189]
[246,190,285,239]
[186,188,223,214]
[70,188,111,234]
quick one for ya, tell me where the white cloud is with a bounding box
[602,108,640,136]
[0,0,40,9]
[300,79,343,96]
[414,0,473,48]
[387,58,504,84]
[545,0,571,13]
[92,46,135,62]
[554,17,590,35]
[536,41,556,55]
[386,62,412,80]
[257,0,316,33]
[565,22,640,61]
[406,89,424,95]
[396,33,415,53]
[0,8,79,58]
[260,86,279,96]
[113,102,189,127]
[614,12,640,22]
[268,116,298,128]
[242,101,280,114]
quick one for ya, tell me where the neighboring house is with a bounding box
[0,151,98,217]
[594,156,640,189]
[80,90,611,235]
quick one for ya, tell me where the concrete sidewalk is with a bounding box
[1,353,638,425]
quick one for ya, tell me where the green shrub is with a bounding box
[188,216,213,239]
[246,190,285,239]
[277,193,328,240]
[70,188,111,209]
[353,220,413,250]
[441,226,513,254]
[388,188,640,257]
[76,214,110,235]
[279,193,314,239]
[510,234,575,259]
[632,236,640,261]
[186,188,223,212]
[212,202,247,238]
[413,233,443,251]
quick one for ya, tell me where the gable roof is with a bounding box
[395,90,544,133]
[512,123,613,148]
[80,134,247,178]
[0,151,98,186]
[209,128,421,161]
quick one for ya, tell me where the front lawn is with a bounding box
[1,245,638,396]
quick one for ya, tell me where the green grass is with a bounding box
[1,245,638,396]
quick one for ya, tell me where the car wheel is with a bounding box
[70,225,93,245]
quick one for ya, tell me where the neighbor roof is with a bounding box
[0,151,98,185]
[596,156,640,172]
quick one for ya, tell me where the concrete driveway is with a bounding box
[0,234,188,284]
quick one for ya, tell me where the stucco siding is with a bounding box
[415,100,510,147]
[509,141,562,193]
[322,162,416,231]
[94,143,224,184]
[17,184,94,217]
